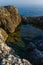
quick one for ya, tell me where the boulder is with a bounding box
[0,6,21,33]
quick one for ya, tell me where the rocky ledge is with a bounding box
[21,16,43,30]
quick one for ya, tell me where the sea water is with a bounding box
[17,6,43,16]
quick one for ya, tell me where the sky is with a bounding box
[0,0,43,6]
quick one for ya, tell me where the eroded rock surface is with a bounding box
[0,28,8,41]
[0,6,21,33]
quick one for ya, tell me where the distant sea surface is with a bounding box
[17,6,43,16]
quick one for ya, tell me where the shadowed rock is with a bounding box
[21,16,43,30]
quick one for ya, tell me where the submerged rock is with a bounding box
[26,48,43,65]
[20,24,43,65]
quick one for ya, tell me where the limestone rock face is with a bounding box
[0,6,21,33]
[0,28,8,41]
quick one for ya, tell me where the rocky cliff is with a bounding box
[0,6,43,65]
